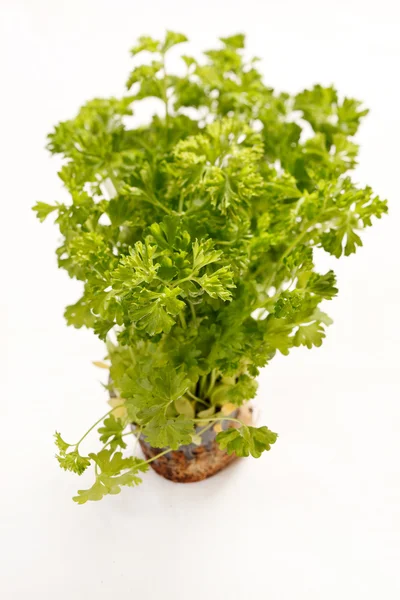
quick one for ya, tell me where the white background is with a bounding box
[1,1,400,598]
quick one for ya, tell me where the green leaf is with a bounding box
[56,451,91,475]
[227,375,258,404]
[98,415,127,451]
[131,299,175,336]
[197,406,216,419]
[307,271,338,299]
[220,33,246,49]
[162,31,188,53]
[73,480,106,504]
[130,36,160,56]
[295,85,339,136]
[54,431,70,453]
[89,449,136,475]
[130,370,193,448]
[337,97,369,135]
[321,226,362,258]
[122,366,191,423]
[294,322,326,349]
[126,61,163,91]
[54,433,91,476]
[273,291,304,319]
[181,55,197,68]
[148,216,180,248]
[263,317,295,356]
[32,201,58,222]
[216,425,278,458]
[174,396,195,418]
[73,451,148,504]
[162,287,186,315]
[196,266,235,301]
[143,411,194,449]
[112,241,159,287]
[153,370,191,404]
[192,239,222,271]
[64,298,96,329]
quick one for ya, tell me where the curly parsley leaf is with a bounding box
[32,201,58,222]
[73,451,148,504]
[54,431,70,454]
[54,431,91,475]
[294,322,326,349]
[192,239,222,271]
[98,415,128,451]
[216,425,278,458]
[196,266,236,301]
[56,450,91,475]
[142,409,194,449]
[306,271,338,299]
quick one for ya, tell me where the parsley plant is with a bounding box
[34,32,387,503]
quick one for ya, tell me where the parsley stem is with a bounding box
[171,275,193,288]
[141,194,172,215]
[132,427,142,452]
[179,311,187,329]
[178,192,184,213]
[193,416,244,426]
[145,447,172,465]
[198,375,208,398]
[195,421,215,437]
[206,369,217,396]
[186,390,208,406]
[214,239,237,246]
[188,300,197,324]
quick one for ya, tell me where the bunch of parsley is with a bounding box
[34,32,387,504]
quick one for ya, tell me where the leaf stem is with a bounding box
[178,192,184,213]
[188,300,197,324]
[145,447,172,465]
[179,311,187,329]
[198,375,208,398]
[142,194,172,215]
[206,369,217,396]
[186,390,208,406]
[193,416,244,426]
[195,421,215,437]
[171,275,194,288]
[132,427,142,452]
